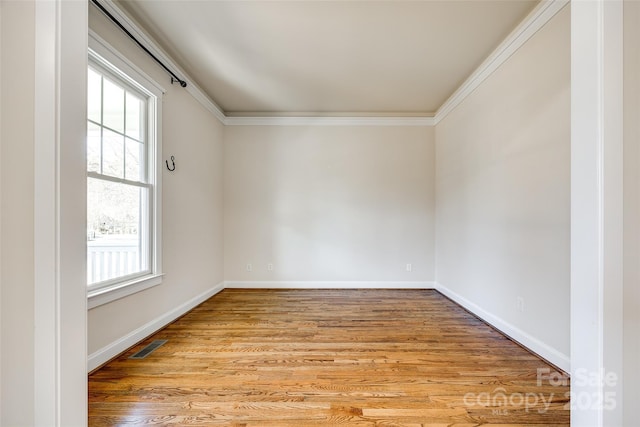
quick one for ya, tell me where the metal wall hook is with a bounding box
[166,155,176,171]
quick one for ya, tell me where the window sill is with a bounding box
[88,273,164,309]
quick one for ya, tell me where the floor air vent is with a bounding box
[129,339,167,359]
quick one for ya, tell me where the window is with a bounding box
[87,34,163,308]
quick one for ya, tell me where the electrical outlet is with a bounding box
[516,297,524,313]
[406,263,412,272]
[267,263,274,271]
[246,263,252,272]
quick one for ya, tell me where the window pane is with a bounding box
[88,68,102,124]
[103,77,125,133]
[126,92,143,140]
[86,57,158,291]
[87,178,149,284]
[125,137,143,182]
[87,122,101,173]
[102,128,124,178]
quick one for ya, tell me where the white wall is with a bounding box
[570,0,625,423]
[55,1,89,423]
[435,6,570,369]
[1,2,36,423]
[224,125,435,285]
[0,2,3,421]
[87,6,225,365]
[1,1,88,424]
[624,0,640,423]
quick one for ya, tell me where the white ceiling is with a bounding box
[119,0,538,116]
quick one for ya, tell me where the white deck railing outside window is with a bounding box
[87,237,140,284]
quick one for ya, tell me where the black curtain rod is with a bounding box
[91,0,187,88]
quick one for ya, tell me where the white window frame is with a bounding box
[87,31,164,309]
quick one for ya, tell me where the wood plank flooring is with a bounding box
[88,289,570,426]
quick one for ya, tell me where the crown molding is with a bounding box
[224,116,435,127]
[94,0,568,128]
[434,0,569,125]
[92,0,227,124]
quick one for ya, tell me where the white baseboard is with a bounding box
[435,282,570,373]
[224,280,435,289]
[88,281,225,372]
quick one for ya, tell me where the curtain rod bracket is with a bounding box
[172,77,187,88]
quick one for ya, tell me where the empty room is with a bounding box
[0,0,638,426]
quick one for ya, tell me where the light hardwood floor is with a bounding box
[89,289,570,426]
